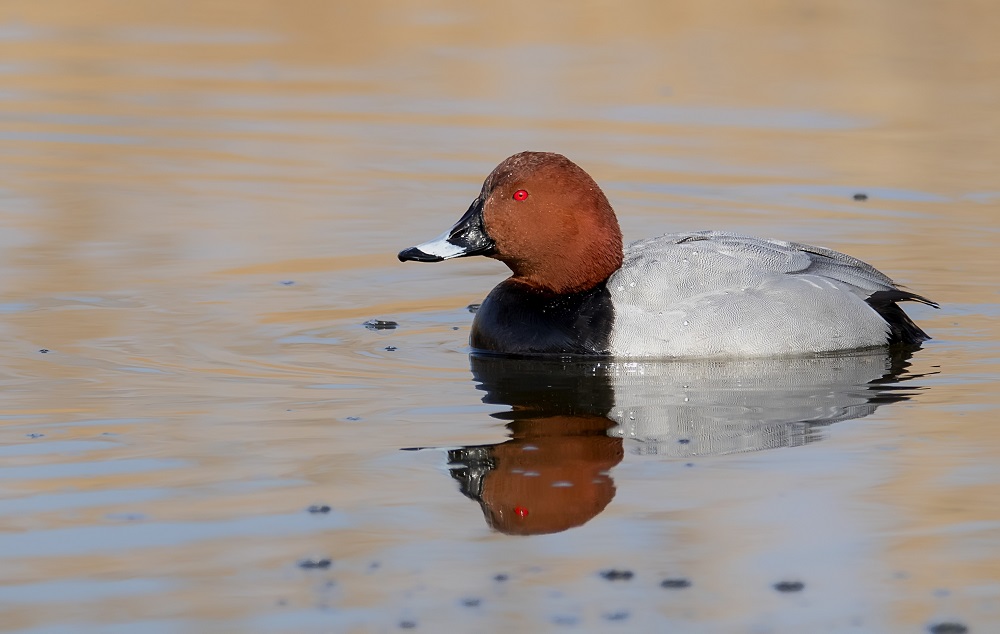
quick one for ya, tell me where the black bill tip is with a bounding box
[398,247,444,263]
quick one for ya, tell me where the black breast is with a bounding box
[470,280,615,356]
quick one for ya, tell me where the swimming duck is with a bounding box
[398,152,936,358]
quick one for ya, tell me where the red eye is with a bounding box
[513,189,529,201]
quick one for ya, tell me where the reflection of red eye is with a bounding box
[514,506,529,518]
[513,189,529,201]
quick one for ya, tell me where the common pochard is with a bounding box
[398,152,936,358]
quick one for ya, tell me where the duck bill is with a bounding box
[398,197,495,262]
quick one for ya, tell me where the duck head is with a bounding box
[399,152,624,295]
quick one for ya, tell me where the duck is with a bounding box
[398,151,937,358]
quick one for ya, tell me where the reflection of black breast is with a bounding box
[469,354,616,416]
[470,280,615,356]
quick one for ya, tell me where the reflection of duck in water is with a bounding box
[444,348,927,535]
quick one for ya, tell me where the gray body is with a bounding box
[608,231,914,358]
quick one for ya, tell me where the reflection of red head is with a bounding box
[479,414,624,535]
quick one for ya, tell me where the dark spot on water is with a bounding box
[26,433,44,439]
[604,610,630,621]
[928,623,968,634]
[39,349,50,353]
[278,280,295,286]
[460,597,481,607]
[773,580,804,592]
[467,303,481,313]
[370,561,380,570]
[600,569,634,581]
[661,578,691,589]
[384,345,397,351]
[307,505,331,514]
[298,558,332,570]
[853,192,869,201]
[552,615,578,626]
[364,319,398,330]
[494,573,508,582]
[685,462,695,467]
[106,512,145,522]
[452,326,459,330]
[346,416,361,421]
[399,620,417,629]
[678,438,690,445]
[933,588,951,598]
[276,598,287,606]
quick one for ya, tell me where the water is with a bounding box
[1,1,998,632]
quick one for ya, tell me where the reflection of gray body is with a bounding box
[605,351,911,456]
[470,348,921,458]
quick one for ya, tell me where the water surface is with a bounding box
[1,1,998,632]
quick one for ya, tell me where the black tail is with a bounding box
[866,290,939,345]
